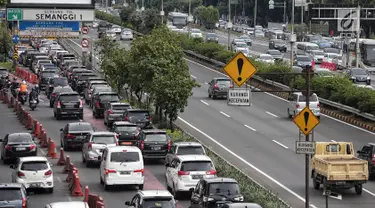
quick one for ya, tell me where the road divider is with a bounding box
[15,66,39,84]
[320,62,337,71]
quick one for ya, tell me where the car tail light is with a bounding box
[178,171,190,176]
[134,169,144,176]
[57,101,61,108]
[229,84,234,88]
[5,145,12,151]
[79,100,83,108]
[372,154,375,165]
[167,140,171,150]
[95,101,100,108]
[124,116,129,121]
[213,84,219,89]
[206,170,217,175]
[105,169,116,175]
[116,141,119,146]
[17,171,25,178]
[317,103,320,108]
[67,134,76,139]
[108,109,113,114]
[30,144,36,151]
[140,140,144,149]
[52,93,56,97]
[88,142,92,150]
[149,116,152,122]
[22,197,27,208]
[296,104,300,109]
[44,170,53,177]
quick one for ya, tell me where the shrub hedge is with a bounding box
[96,10,375,116]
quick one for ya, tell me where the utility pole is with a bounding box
[141,0,145,11]
[283,1,286,23]
[227,0,232,51]
[105,0,108,13]
[161,0,164,24]
[242,0,245,18]
[355,5,360,67]
[290,0,295,66]
[301,5,304,24]
[305,66,311,208]
[254,0,257,27]
[188,0,192,37]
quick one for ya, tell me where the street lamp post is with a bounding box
[290,0,295,66]
[188,0,192,37]
[254,0,257,27]
[161,0,164,24]
[227,0,232,50]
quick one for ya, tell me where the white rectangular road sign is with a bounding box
[10,0,91,4]
[227,88,251,106]
[295,141,316,154]
[20,30,79,38]
[337,9,358,32]
[22,9,94,21]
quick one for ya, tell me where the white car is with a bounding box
[165,142,206,165]
[310,50,325,64]
[254,30,265,38]
[45,202,89,208]
[125,190,176,208]
[111,26,122,34]
[120,29,134,40]
[323,53,339,63]
[105,31,117,41]
[92,21,99,28]
[287,92,321,119]
[256,54,275,64]
[11,156,54,193]
[165,155,216,197]
[238,48,250,57]
[99,146,144,190]
[39,47,48,54]
[190,29,203,38]
[354,84,374,90]
[17,46,27,57]
[315,67,334,77]
[233,42,248,53]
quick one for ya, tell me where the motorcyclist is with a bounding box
[29,87,39,105]
[34,84,40,94]
[18,80,28,99]
[0,76,6,90]
[10,78,20,97]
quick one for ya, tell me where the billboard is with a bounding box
[19,21,80,31]
[9,0,91,4]
[337,9,358,32]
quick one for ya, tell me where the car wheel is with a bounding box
[212,93,217,100]
[172,185,180,199]
[86,161,91,168]
[56,113,61,120]
[63,141,69,151]
[100,176,104,185]
[104,119,107,125]
[82,153,86,163]
[287,108,292,119]
[208,92,211,98]
[138,184,144,190]
[104,183,110,191]
[47,188,53,193]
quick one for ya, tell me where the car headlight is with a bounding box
[233,196,244,201]
[351,76,356,79]
[367,76,371,80]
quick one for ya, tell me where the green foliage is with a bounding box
[120,6,136,23]
[0,23,12,62]
[194,5,220,29]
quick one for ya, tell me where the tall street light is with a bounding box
[188,0,193,37]
[227,0,232,50]
[161,0,164,24]
[254,0,257,27]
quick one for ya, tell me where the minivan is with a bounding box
[99,146,144,190]
[287,92,321,119]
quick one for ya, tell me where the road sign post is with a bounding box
[223,52,257,87]
[81,26,89,34]
[12,35,20,44]
[7,8,23,21]
[227,88,251,106]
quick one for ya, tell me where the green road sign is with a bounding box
[7,9,23,21]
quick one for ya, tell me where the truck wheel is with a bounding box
[355,184,362,195]
[313,178,320,190]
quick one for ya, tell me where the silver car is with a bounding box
[81,131,118,167]
[120,29,134,40]
[105,31,117,41]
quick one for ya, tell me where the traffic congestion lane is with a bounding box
[0,103,73,207]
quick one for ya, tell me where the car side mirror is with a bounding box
[125,201,131,206]
[0,138,2,142]
[98,156,102,161]
[60,128,63,131]
[9,164,14,169]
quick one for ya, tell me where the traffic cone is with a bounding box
[38,129,44,140]
[62,155,71,173]
[96,201,105,208]
[71,174,83,197]
[25,114,33,130]
[47,140,58,159]
[34,122,41,138]
[83,186,89,202]
[56,148,66,166]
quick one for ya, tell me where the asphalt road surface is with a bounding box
[63,28,375,208]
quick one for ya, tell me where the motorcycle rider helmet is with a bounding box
[13,77,17,81]
[22,80,26,84]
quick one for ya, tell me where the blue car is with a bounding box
[0,183,28,208]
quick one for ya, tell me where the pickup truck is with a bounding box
[311,142,368,195]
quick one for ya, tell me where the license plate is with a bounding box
[137,123,144,126]
[16,147,26,151]
[192,175,203,179]
[120,171,130,175]
[217,204,225,208]
[29,183,41,187]
[121,142,132,145]
[76,136,85,139]
[152,146,161,150]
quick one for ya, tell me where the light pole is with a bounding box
[355,5,360,67]
[254,0,257,27]
[290,0,295,66]
[188,0,192,37]
[141,0,145,11]
[242,0,245,18]
[161,0,164,24]
[227,0,232,50]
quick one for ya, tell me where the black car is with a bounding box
[49,86,74,108]
[357,143,375,179]
[123,109,152,129]
[46,77,69,99]
[89,85,111,107]
[39,70,59,90]
[190,178,243,208]
[92,92,120,118]
[60,122,95,150]
[0,183,28,208]
[73,73,97,94]
[346,68,371,85]
[269,39,287,52]
[20,48,36,66]
[104,102,132,126]
[137,129,171,159]
[111,121,140,146]
[205,33,219,43]
[293,55,312,69]
[0,67,8,79]
[70,69,92,85]
[24,51,45,67]
[53,92,83,120]
[220,203,262,208]
[0,133,37,164]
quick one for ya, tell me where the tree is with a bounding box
[0,23,12,62]
[195,5,219,29]
[120,6,136,23]
[139,9,162,34]
[94,36,119,68]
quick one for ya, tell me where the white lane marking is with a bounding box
[331,140,336,142]
[178,117,318,208]
[244,124,256,131]
[57,176,62,183]
[184,58,375,136]
[364,188,375,197]
[220,111,231,118]
[191,75,197,79]
[272,140,289,149]
[200,100,209,106]
[266,111,278,118]
[40,149,46,155]
[205,82,208,85]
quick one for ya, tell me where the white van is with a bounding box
[287,92,321,119]
[99,146,144,190]
[45,201,89,208]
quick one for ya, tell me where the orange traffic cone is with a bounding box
[71,174,83,197]
[47,140,58,159]
[34,122,41,138]
[62,155,71,173]
[56,148,66,166]
[83,186,89,202]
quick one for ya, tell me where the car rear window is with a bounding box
[92,135,116,144]
[80,74,96,81]
[298,94,318,102]
[216,80,230,86]
[180,161,214,171]
[110,152,140,162]
[63,54,75,58]
[208,182,240,195]
[54,88,73,93]
[177,146,205,155]
[59,95,80,102]
[51,78,68,86]
[0,188,22,201]
[100,94,119,101]
[128,111,149,119]
[8,135,33,143]
[115,126,138,132]
[42,72,56,77]
[113,105,130,110]
[21,161,48,171]
[143,199,174,208]
[69,123,93,131]
[144,133,167,142]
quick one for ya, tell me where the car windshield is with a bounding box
[191,29,201,33]
[115,126,138,132]
[352,69,368,75]
[239,36,250,40]
[51,78,68,86]
[69,123,93,131]
[92,135,116,144]
[113,105,131,110]
[216,80,231,86]
[177,146,205,155]
[144,133,167,142]
[128,111,150,119]
[206,33,217,38]
[107,31,115,35]
[269,50,281,55]
[100,95,119,102]
[298,94,318,102]
[94,87,112,94]
[8,134,33,143]
[273,40,284,44]
[59,95,79,102]
[42,72,57,77]
[39,60,51,63]
[306,45,319,50]
[297,57,310,62]
[80,75,96,81]
[110,152,139,162]
[314,51,324,55]
[255,30,263,33]
[0,188,22,201]
[180,161,214,171]
[208,182,240,196]
[236,43,247,48]
[21,161,48,171]
[143,198,175,208]
[54,88,73,93]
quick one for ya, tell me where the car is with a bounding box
[82,131,118,167]
[39,70,59,90]
[11,156,53,193]
[31,56,49,72]
[165,142,205,165]
[34,59,52,73]
[354,84,374,90]
[73,73,97,94]
[46,77,69,99]
[24,52,45,67]
[104,102,132,126]
[0,183,28,208]
[120,28,134,40]
[99,146,144,190]
[60,122,95,150]
[92,92,120,118]
[293,55,312,69]
[0,67,9,79]
[0,133,37,164]
[105,30,117,41]
[237,35,252,46]
[205,33,219,43]
[125,190,177,208]
[323,47,340,54]
[208,77,232,99]
[309,50,325,64]
[52,50,68,64]
[57,53,75,68]
[45,201,89,208]
[220,203,262,208]
[165,155,216,198]
[346,68,371,85]
[315,68,334,77]
[190,178,244,208]
[70,68,92,84]
[266,50,283,61]
[53,92,83,120]
[233,42,248,53]
[20,49,36,66]
[84,81,108,104]
[190,29,203,38]
[123,109,153,129]
[111,25,122,34]
[111,121,140,146]
[256,54,275,64]
[89,86,113,107]
[136,129,171,160]
[287,92,321,119]
[323,53,339,63]
[39,63,58,74]
[49,86,74,108]
[357,143,375,179]
[254,29,265,38]
[269,39,287,52]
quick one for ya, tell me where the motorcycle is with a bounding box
[18,92,27,105]
[6,80,11,88]
[29,99,37,111]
